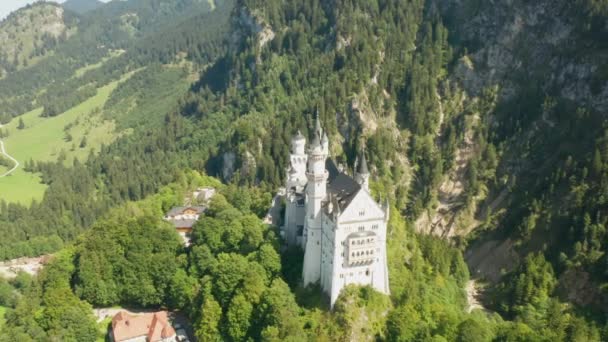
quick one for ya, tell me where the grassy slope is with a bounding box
[73,50,124,78]
[106,64,194,129]
[0,306,5,332]
[0,73,133,205]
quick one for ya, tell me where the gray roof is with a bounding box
[295,130,305,140]
[165,206,206,217]
[357,151,369,175]
[325,159,361,211]
[169,219,198,229]
[326,159,340,181]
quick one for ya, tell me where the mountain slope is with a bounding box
[62,0,104,15]
[0,2,77,78]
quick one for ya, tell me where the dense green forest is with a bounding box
[1,172,602,340]
[0,0,607,340]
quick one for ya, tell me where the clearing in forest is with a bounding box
[0,73,134,205]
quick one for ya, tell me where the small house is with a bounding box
[111,311,176,342]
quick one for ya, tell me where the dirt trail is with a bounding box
[0,135,20,178]
[466,280,486,313]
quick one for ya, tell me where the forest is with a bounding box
[0,0,607,340]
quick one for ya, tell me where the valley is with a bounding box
[0,74,130,204]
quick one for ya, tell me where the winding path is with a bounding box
[0,124,19,177]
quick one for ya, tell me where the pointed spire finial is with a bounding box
[315,109,322,136]
[357,149,369,175]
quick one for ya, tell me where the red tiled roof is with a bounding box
[112,310,176,342]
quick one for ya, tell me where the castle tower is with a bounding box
[284,131,308,246]
[302,115,328,286]
[355,149,370,191]
[286,131,307,190]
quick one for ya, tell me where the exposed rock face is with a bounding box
[239,150,257,180]
[465,239,519,282]
[444,0,606,112]
[557,268,608,310]
[222,151,236,181]
[234,8,275,52]
[0,3,74,77]
[416,0,608,240]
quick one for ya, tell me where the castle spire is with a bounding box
[357,150,369,175]
[310,110,323,149]
[316,109,324,134]
[355,148,370,191]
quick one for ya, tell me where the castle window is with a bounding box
[358,226,364,232]
[359,210,365,216]
[366,269,370,276]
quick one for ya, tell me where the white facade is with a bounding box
[283,117,390,307]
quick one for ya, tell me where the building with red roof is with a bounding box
[111,311,177,342]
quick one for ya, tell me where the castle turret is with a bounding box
[287,131,307,189]
[284,131,308,246]
[302,114,329,286]
[292,130,306,155]
[355,150,370,191]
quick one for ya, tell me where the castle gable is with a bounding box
[337,189,385,222]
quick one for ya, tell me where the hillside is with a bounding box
[0,0,607,341]
[62,0,104,15]
[0,0,229,204]
[0,2,77,78]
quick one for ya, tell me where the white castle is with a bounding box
[283,116,390,306]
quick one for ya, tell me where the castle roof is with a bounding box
[294,130,305,141]
[324,159,362,212]
[357,151,369,175]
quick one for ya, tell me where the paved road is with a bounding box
[0,140,19,177]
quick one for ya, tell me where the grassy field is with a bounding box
[0,306,6,332]
[97,316,112,342]
[0,72,134,205]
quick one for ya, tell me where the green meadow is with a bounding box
[0,306,6,332]
[0,73,134,205]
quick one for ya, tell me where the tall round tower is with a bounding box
[302,115,328,286]
[287,131,308,189]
